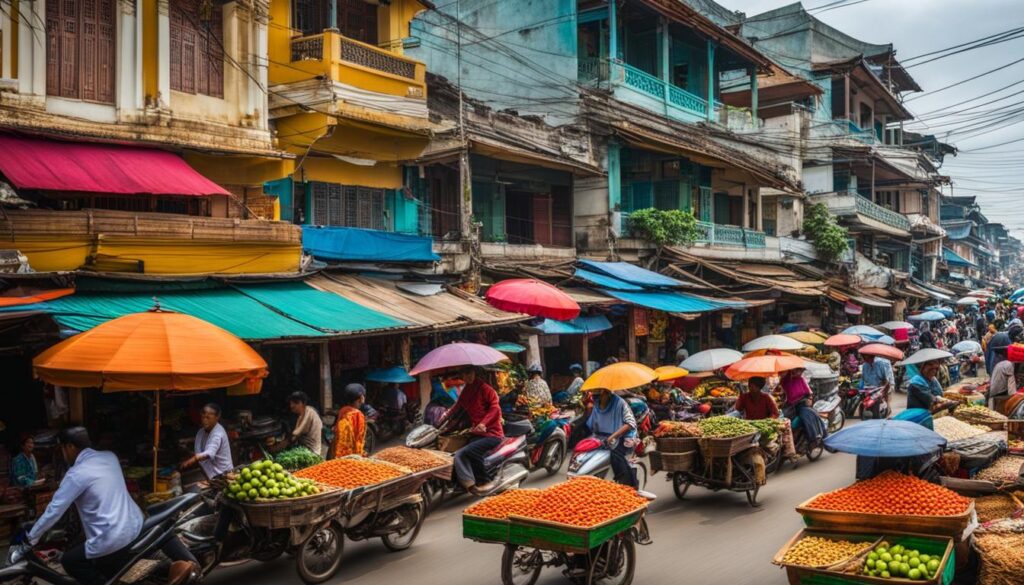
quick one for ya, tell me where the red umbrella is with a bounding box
[858,344,905,361]
[824,333,862,347]
[485,279,580,320]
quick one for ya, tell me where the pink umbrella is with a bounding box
[485,278,581,320]
[409,342,511,376]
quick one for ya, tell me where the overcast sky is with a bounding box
[722,0,1024,236]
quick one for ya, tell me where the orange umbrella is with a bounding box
[581,362,658,392]
[824,333,862,347]
[653,365,689,382]
[725,352,805,381]
[33,308,268,486]
[858,344,905,361]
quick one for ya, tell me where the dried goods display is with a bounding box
[780,535,873,567]
[653,420,702,438]
[295,457,408,489]
[697,416,757,438]
[932,416,989,442]
[372,446,448,472]
[975,493,1023,523]
[974,532,1024,585]
[806,471,971,516]
[953,404,1008,425]
[975,455,1024,484]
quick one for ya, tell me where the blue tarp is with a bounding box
[599,290,730,313]
[943,247,976,268]
[940,221,972,240]
[572,268,644,291]
[576,260,682,288]
[536,315,613,335]
[302,226,440,263]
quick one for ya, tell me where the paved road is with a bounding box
[208,422,873,585]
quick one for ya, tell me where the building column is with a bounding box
[755,188,763,231]
[659,16,669,114]
[319,342,333,410]
[627,308,638,362]
[253,0,269,130]
[608,0,617,62]
[17,0,46,96]
[750,66,758,124]
[706,39,716,122]
[742,185,749,229]
[607,142,622,236]
[844,72,852,124]
[157,0,171,108]
[1,5,12,79]
[118,0,140,114]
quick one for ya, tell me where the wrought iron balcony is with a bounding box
[577,58,708,118]
[854,195,911,231]
[695,221,767,248]
[810,192,911,233]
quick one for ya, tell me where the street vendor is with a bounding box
[552,363,585,404]
[781,368,823,447]
[288,391,323,456]
[988,346,1016,408]
[11,435,39,487]
[440,367,504,495]
[735,377,797,462]
[523,363,553,409]
[906,360,957,413]
[332,383,367,458]
[180,403,233,480]
[587,389,639,489]
[860,354,894,391]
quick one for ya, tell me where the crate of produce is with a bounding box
[784,533,955,585]
[648,450,696,473]
[772,529,880,571]
[796,472,976,540]
[699,432,758,458]
[372,446,453,478]
[462,489,544,544]
[654,436,699,453]
[231,486,345,530]
[297,457,420,515]
[508,508,645,554]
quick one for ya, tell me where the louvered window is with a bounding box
[170,0,224,98]
[310,182,385,230]
[46,0,115,103]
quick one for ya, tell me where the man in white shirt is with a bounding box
[27,427,198,585]
[289,392,322,455]
[182,403,234,480]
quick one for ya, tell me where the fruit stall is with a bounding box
[462,476,649,585]
[648,416,769,507]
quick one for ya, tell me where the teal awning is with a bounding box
[599,290,736,313]
[0,280,409,340]
[943,247,976,268]
[537,315,613,335]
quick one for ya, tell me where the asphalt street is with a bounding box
[208,412,885,585]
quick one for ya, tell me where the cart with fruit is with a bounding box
[650,416,766,507]
[462,476,651,585]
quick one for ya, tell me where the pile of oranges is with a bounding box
[808,471,971,517]
[465,489,544,519]
[464,476,647,528]
[295,457,408,489]
[372,447,447,473]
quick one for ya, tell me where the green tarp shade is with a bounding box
[232,281,407,334]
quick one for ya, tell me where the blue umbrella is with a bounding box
[876,335,896,346]
[365,366,416,384]
[1011,287,1024,300]
[924,306,955,318]
[908,311,946,322]
[842,325,885,339]
[490,341,527,353]
[824,419,946,457]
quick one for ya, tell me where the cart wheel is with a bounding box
[829,409,846,433]
[746,486,761,508]
[543,441,566,476]
[364,427,378,455]
[806,440,824,462]
[763,448,781,475]
[295,522,344,584]
[252,529,290,562]
[587,535,635,585]
[500,544,542,585]
[671,474,689,501]
[381,501,425,552]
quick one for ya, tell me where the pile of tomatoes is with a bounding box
[295,457,407,489]
[465,476,647,528]
[808,471,971,516]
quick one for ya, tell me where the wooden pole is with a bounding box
[319,342,333,410]
[153,390,160,491]
[627,309,638,362]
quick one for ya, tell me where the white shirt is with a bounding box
[29,449,143,559]
[195,423,234,479]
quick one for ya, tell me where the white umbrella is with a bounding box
[679,348,744,372]
[967,289,992,297]
[896,348,954,367]
[879,321,914,330]
[956,297,981,306]
[951,340,983,355]
[741,334,806,352]
[842,325,886,339]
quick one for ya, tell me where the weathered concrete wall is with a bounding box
[408,0,580,125]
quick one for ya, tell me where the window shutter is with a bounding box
[170,0,222,97]
[170,8,183,91]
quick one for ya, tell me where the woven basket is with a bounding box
[655,436,700,453]
[699,433,758,458]
[233,484,344,530]
[649,450,696,473]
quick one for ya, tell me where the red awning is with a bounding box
[0,135,230,196]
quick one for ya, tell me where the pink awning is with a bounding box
[0,134,229,196]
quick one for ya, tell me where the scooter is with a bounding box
[2,494,203,585]
[405,418,531,511]
[813,387,846,434]
[521,414,570,476]
[566,436,649,490]
[858,385,891,420]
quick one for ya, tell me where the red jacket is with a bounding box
[452,379,504,438]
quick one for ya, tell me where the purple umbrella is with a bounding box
[409,342,510,376]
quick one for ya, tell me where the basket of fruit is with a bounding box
[295,456,423,515]
[796,472,975,540]
[781,533,955,585]
[772,530,880,571]
[653,421,702,453]
[697,417,760,457]
[463,489,544,544]
[224,460,345,530]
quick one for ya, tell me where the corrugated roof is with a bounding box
[572,268,645,291]
[599,290,733,313]
[577,260,683,288]
[308,273,529,331]
[536,315,613,335]
[233,281,408,334]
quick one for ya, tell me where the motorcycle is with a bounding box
[405,417,532,511]
[858,385,891,420]
[520,413,570,476]
[566,436,649,490]
[2,493,204,585]
[813,387,846,434]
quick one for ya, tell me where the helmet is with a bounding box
[526,362,543,375]
[569,363,583,373]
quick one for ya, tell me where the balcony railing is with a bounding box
[578,58,708,118]
[339,36,417,80]
[832,119,878,145]
[695,221,767,248]
[854,195,911,231]
[622,63,666,99]
[284,32,427,99]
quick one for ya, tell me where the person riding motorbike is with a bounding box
[439,367,504,495]
[18,427,199,585]
[585,389,638,488]
[859,354,893,414]
[781,368,824,447]
[734,377,797,461]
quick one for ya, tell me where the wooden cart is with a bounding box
[661,432,765,507]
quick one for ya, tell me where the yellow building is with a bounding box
[0,0,301,274]
[265,0,436,232]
